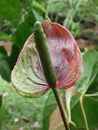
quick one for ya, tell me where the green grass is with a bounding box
[0,76,48,130]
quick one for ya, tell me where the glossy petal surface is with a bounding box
[42,20,82,89]
[11,35,49,97]
[11,20,82,97]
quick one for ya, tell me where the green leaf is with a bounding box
[76,50,98,94]
[0,32,11,41]
[43,90,57,130]
[71,50,98,109]
[12,9,43,49]
[0,46,7,56]
[0,0,22,21]
[10,9,43,70]
[71,96,98,129]
[0,53,10,81]
[83,97,98,128]
[0,106,5,126]
[12,12,35,49]
[87,70,98,94]
[70,50,98,110]
[0,95,2,108]
[71,99,86,129]
[43,50,98,130]
[7,44,20,70]
[32,9,43,22]
[70,49,98,129]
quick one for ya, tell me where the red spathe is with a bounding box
[42,20,82,89]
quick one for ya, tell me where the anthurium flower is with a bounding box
[11,20,82,98]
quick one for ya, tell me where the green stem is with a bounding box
[69,121,77,130]
[52,88,70,130]
[80,95,89,130]
[85,93,98,97]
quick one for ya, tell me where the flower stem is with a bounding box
[34,21,69,129]
[80,95,89,130]
[69,121,77,130]
[52,88,70,130]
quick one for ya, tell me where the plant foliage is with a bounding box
[0,0,98,129]
[43,50,98,130]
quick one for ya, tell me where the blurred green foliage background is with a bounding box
[0,0,98,130]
